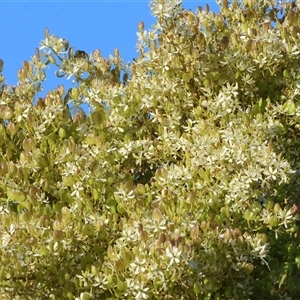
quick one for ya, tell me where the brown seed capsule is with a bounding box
[263,21,270,32]
[232,0,238,9]
[114,48,119,58]
[23,61,29,72]
[57,84,65,96]
[44,27,49,38]
[73,109,86,124]
[138,21,144,32]
[183,244,191,253]
[290,204,299,216]
[286,11,295,25]
[200,221,207,231]
[35,48,40,60]
[63,39,69,51]
[26,236,37,246]
[161,187,169,198]
[0,59,3,73]
[123,73,128,83]
[221,36,229,49]
[74,50,88,59]
[225,228,233,241]
[53,219,62,231]
[191,224,199,241]
[244,39,253,51]
[36,97,45,109]
[29,186,39,199]
[53,230,64,241]
[23,138,35,151]
[250,28,257,36]
[44,95,52,106]
[157,233,166,245]
[291,26,299,39]
[140,229,148,242]
[138,223,143,233]
[7,121,17,136]
[93,49,101,59]
[153,207,163,222]
[233,228,242,238]
[0,106,13,119]
[222,0,228,7]
[216,14,225,30]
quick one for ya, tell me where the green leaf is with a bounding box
[282,100,296,115]
[278,271,287,289]
[7,189,26,202]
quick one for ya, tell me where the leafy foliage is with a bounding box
[1,0,300,299]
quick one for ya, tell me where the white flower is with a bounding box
[130,257,147,275]
[165,246,181,266]
[135,287,149,300]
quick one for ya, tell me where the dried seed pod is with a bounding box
[123,73,128,83]
[73,109,86,124]
[250,28,257,36]
[0,106,13,119]
[242,263,254,274]
[286,11,295,25]
[161,187,169,198]
[93,49,101,60]
[221,36,229,49]
[53,230,64,241]
[232,0,238,9]
[216,14,225,30]
[44,27,49,38]
[29,186,40,199]
[191,224,199,241]
[221,0,229,16]
[263,21,271,32]
[0,59,3,72]
[290,204,299,216]
[200,220,207,231]
[183,244,191,253]
[282,26,288,39]
[74,50,88,59]
[153,207,163,222]
[244,39,253,51]
[35,48,40,60]
[7,121,17,136]
[138,21,144,32]
[140,229,148,242]
[68,46,74,59]
[138,223,143,233]
[23,138,36,152]
[23,61,29,72]
[63,39,69,51]
[157,233,166,245]
[114,48,120,65]
[36,97,45,109]
[291,26,299,38]
[57,84,65,96]
[26,236,37,246]
[233,228,242,238]
[225,228,233,240]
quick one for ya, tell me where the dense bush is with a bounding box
[1,0,300,299]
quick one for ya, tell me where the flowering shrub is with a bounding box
[1,0,300,299]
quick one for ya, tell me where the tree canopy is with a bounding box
[1,0,300,299]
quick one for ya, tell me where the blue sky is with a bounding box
[0,1,219,102]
